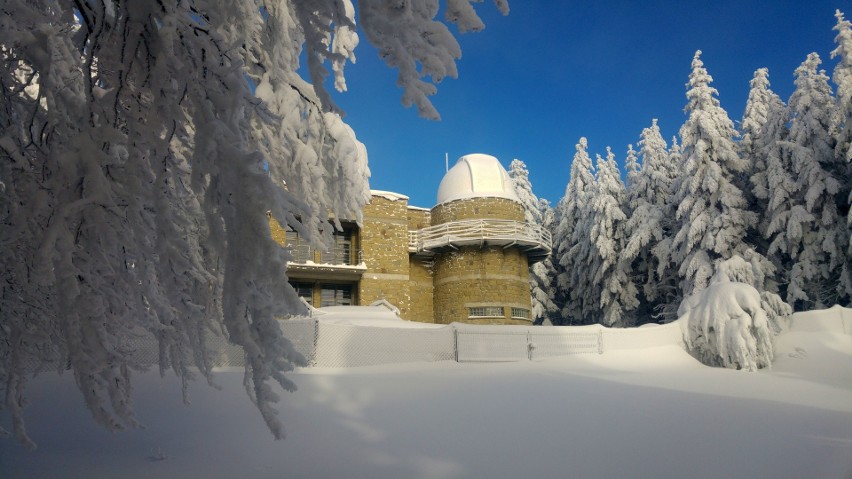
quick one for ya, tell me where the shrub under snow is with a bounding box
[678,280,774,371]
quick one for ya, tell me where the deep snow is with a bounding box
[2,309,851,479]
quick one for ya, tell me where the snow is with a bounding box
[370,190,410,202]
[311,304,446,329]
[436,154,520,205]
[3,309,851,479]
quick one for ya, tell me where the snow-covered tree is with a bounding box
[669,51,757,297]
[831,9,852,302]
[587,149,638,326]
[533,198,559,324]
[753,89,797,276]
[553,138,596,324]
[741,69,776,178]
[741,68,780,225]
[624,120,677,319]
[624,144,640,193]
[509,159,557,323]
[679,258,776,372]
[0,0,507,448]
[783,53,844,308]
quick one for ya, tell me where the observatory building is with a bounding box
[273,153,551,325]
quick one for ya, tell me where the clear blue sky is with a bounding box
[324,1,846,208]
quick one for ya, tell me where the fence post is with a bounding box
[597,329,604,355]
[311,318,319,367]
[453,326,459,363]
[527,330,534,361]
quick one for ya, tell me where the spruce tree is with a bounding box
[588,149,638,326]
[784,53,844,308]
[831,9,852,302]
[670,51,757,296]
[508,159,557,323]
[553,138,596,324]
[624,120,675,320]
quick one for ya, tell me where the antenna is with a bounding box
[445,152,449,172]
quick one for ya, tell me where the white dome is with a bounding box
[436,154,520,205]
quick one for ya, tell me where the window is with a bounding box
[511,307,531,320]
[291,282,314,305]
[320,284,354,307]
[468,306,504,318]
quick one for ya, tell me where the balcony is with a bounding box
[285,243,366,280]
[408,219,551,262]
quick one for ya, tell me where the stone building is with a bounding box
[276,153,551,325]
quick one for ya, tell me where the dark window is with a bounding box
[320,284,353,307]
[291,282,314,305]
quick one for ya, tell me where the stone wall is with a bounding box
[360,195,412,317]
[405,207,435,323]
[268,213,288,246]
[432,246,531,325]
[430,197,531,325]
[430,197,525,225]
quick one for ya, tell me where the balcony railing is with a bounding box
[286,243,363,266]
[408,219,551,258]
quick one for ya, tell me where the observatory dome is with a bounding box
[436,154,520,205]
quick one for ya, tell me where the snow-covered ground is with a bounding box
[2,309,851,479]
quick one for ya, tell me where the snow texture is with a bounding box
[679,270,775,372]
[0,0,506,449]
[2,307,851,479]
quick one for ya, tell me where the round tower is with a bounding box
[418,153,551,325]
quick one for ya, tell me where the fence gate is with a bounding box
[455,328,603,362]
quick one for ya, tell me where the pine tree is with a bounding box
[508,159,557,323]
[783,53,844,308]
[742,68,777,191]
[588,149,638,326]
[650,136,686,321]
[624,144,641,194]
[553,138,596,324]
[624,120,674,319]
[831,9,852,302]
[670,51,757,297]
[753,89,796,279]
[533,198,559,324]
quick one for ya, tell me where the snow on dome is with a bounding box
[436,153,520,204]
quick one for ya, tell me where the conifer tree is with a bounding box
[783,53,844,308]
[624,120,675,320]
[742,69,777,193]
[831,9,852,302]
[588,149,638,326]
[508,159,557,323]
[553,138,596,323]
[670,51,757,296]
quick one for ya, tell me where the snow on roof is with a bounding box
[436,153,520,205]
[370,190,409,202]
[407,205,431,212]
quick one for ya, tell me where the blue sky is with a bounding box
[324,1,847,208]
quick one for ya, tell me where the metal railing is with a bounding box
[408,219,551,255]
[287,243,362,266]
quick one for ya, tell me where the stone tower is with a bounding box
[416,154,551,325]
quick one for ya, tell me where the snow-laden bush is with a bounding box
[678,261,776,371]
[712,254,793,333]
